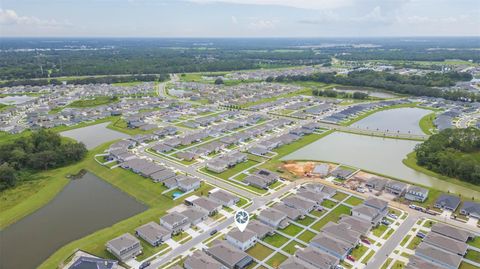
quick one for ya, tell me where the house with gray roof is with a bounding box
[431,223,472,242]
[338,215,372,236]
[351,204,384,226]
[151,143,174,153]
[135,221,170,247]
[258,208,289,229]
[312,164,329,177]
[297,189,325,205]
[206,241,254,269]
[189,196,222,216]
[405,186,429,202]
[206,159,228,173]
[279,256,314,269]
[68,255,119,269]
[434,195,461,211]
[180,208,208,225]
[415,242,462,269]
[226,229,257,251]
[244,175,269,189]
[321,222,361,246]
[151,169,176,183]
[209,189,239,207]
[423,232,468,256]
[364,197,388,213]
[310,233,353,260]
[365,177,388,191]
[406,255,445,269]
[385,181,407,196]
[106,233,143,262]
[282,195,316,215]
[246,220,274,239]
[273,203,303,221]
[295,246,339,269]
[460,201,480,219]
[159,212,190,234]
[177,176,201,192]
[184,250,225,269]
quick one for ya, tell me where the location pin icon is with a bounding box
[234,210,249,232]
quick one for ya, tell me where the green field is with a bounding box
[298,230,316,243]
[466,250,480,263]
[281,224,303,236]
[246,244,274,261]
[69,96,119,108]
[282,241,306,254]
[344,196,364,206]
[311,204,351,231]
[263,233,290,248]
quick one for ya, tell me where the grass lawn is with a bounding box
[263,233,290,248]
[266,252,288,268]
[298,230,316,243]
[69,96,119,108]
[460,262,480,269]
[466,250,480,263]
[344,196,364,206]
[202,159,259,180]
[423,220,435,228]
[381,258,393,269]
[391,260,405,269]
[246,244,274,261]
[310,209,326,218]
[372,224,388,237]
[282,241,306,255]
[295,216,315,226]
[350,245,368,260]
[280,224,303,237]
[32,141,213,269]
[135,242,169,261]
[419,112,437,135]
[332,191,349,202]
[321,199,337,208]
[362,250,375,264]
[383,229,394,239]
[469,237,480,248]
[407,236,422,250]
[400,235,411,247]
[311,204,351,231]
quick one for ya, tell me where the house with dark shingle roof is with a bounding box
[415,242,462,269]
[105,233,142,262]
[460,201,480,219]
[295,246,339,269]
[184,250,225,269]
[434,195,461,211]
[206,241,254,269]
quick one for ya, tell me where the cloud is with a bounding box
[187,0,353,10]
[0,9,70,27]
[297,6,391,25]
[231,16,238,24]
[248,19,279,30]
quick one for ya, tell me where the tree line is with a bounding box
[312,89,369,99]
[275,70,477,102]
[0,130,87,191]
[415,127,480,185]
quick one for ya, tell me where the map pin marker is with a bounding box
[234,210,249,232]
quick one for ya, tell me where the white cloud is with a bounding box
[187,0,353,10]
[0,9,70,27]
[248,19,279,30]
[231,16,238,24]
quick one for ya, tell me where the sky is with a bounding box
[0,0,479,37]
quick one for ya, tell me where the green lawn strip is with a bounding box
[468,237,480,248]
[382,228,394,239]
[321,199,337,208]
[295,216,315,226]
[400,235,412,247]
[362,250,375,264]
[246,244,274,261]
[403,151,480,194]
[407,236,422,250]
[350,245,368,260]
[297,230,316,243]
[332,191,349,202]
[372,224,388,237]
[466,250,480,263]
[460,261,480,269]
[282,241,306,255]
[344,196,364,206]
[280,224,303,237]
[107,117,152,136]
[262,233,290,248]
[135,241,169,261]
[381,258,393,269]
[266,252,288,268]
[419,112,437,135]
[311,205,351,231]
[391,260,405,269]
[401,252,411,259]
[423,220,436,228]
[310,210,326,218]
[172,232,191,242]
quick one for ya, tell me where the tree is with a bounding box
[214,78,224,85]
[352,91,369,99]
[0,163,16,191]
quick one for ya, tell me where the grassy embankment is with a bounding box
[419,112,437,135]
[0,140,213,268]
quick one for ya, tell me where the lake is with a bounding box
[282,132,479,198]
[0,172,147,269]
[0,95,35,105]
[60,122,130,149]
[351,107,431,135]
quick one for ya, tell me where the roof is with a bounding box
[135,222,169,242]
[106,233,140,253]
[295,246,339,269]
[180,208,208,223]
[246,220,274,237]
[209,189,238,204]
[407,186,429,196]
[321,222,361,245]
[461,201,480,216]
[227,229,257,243]
[297,190,325,203]
[68,256,117,269]
[258,208,287,223]
[338,215,372,235]
[416,242,463,269]
[311,233,353,256]
[273,203,303,220]
[207,240,252,267]
[423,232,468,255]
[431,223,471,242]
[184,250,224,269]
[352,204,379,218]
[434,194,461,210]
[160,212,188,226]
[279,256,314,269]
[283,195,316,211]
[192,197,221,212]
[406,255,445,269]
[364,197,388,211]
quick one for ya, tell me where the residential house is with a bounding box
[295,246,339,269]
[460,201,480,219]
[184,250,225,269]
[135,221,170,247]
[338,215,372,236]
[68,256,118,269]
[321,222,361,247]
[177,177,201,192]
[159,212,190,234]
[434,195,461,211]
[431,223,472,242]
[180,208,209,225]
[225,229,257,251]
[415,243,462,269]
[312,164,329,177]
[187,196,222,216]
[246,220,275,239]
[206,241,254,269]
[273,203,304,221]
[423,232,468,256]
[209,189,240,207]
[258,208,289,229]
[244,175,270,189]
[405,186,429,203]
[106,233,143,262]
[351,205,384,226]
[310,233,353,260]
[151,169,176,183]
[282,195,316,215]
[206,160,228,173]
[406,255,445,269]
[279,256,314,269]
[365,177,388,191]
[385,181,407,196]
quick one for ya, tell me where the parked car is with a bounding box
[387,213,398,219]
[210,229,218,236]
[347,255,355,262]
[409,204,417,209]
[381,219,391,226]
[139,261,151,269]
[416,232,426,239]
[361,238,371,245]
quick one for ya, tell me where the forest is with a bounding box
[279,70,476,102]
[0,130,87,191]
[415,128,480,185]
